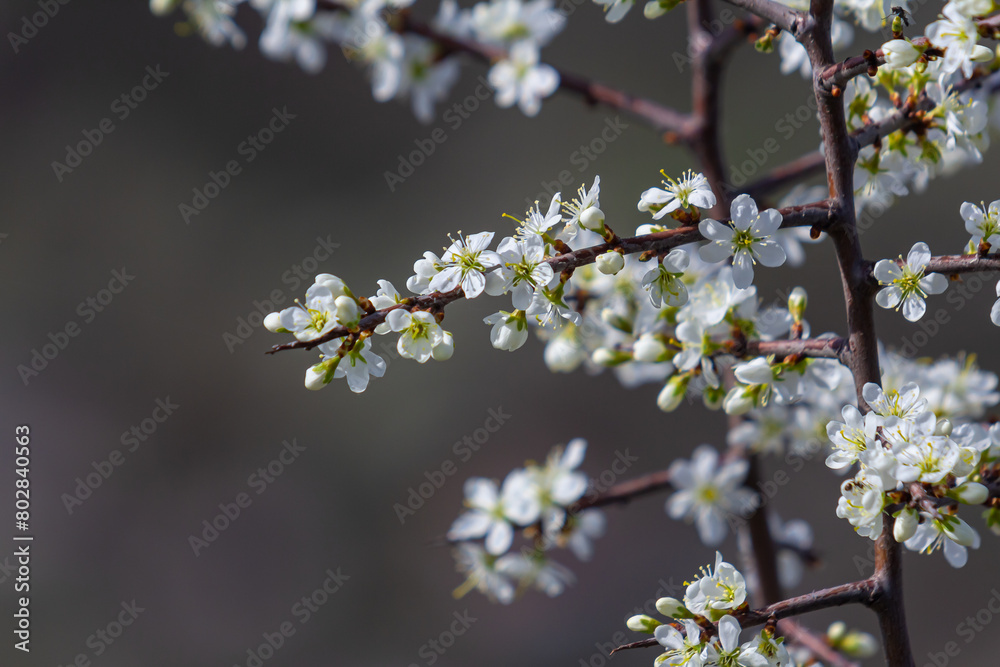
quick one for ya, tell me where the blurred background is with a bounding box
[2,1,1000,665]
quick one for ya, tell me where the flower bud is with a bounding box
[971,44,996,63]
[934,418,953,436]
[893,507,918,542]
[335,295,361,328]
[579,207,606,232]
[264,312,286,332]
[626,614,662,633]
[657,374,689,412]
[942,516,978,547]
[788,287,807,322]
[305,359,337,391]
[723,385,757,415]
[655,597,690,618]
[487,311,528,352]
[593,347,631,366]
[840,631,878,658]
[881,39,920,70]
[633,334,668,363]
[827,622,847,644]
[432,331,455,361]
[950,482,989,505]
[596,250,625,275]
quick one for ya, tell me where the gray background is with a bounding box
[2,1,999,666]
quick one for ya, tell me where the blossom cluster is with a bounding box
[624,553,879,666]
[264,172,824,399]
[828,381,1000,567]
[624,553,792,667]
[448,439,605,603]
[870,196,1000,326]
[746,0,1000,220]
[846,2,997,214]
[151,0,564,120]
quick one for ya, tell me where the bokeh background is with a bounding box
[2,1,1000,665]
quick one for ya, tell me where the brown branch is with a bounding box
[745,63,1000,201]
[718,0,806,34]
[800,0,916,661]
[574,468,673,511]
[740,336,851,363]
[612,578,877,653]
[744,151,827,201]
[818,39,931,91]
[924,253,1000,275]
[778,618,861,667]
[268,201,836,354]
[689,0,733,218]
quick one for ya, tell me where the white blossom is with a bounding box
[488,41,559,117]
[498,234,555,309]
[638,170,716,220]
[641,248,691,307]
[961,199,1000,249]
[484,310,530,350]
[835,471,885,540]
[653,619,706,667]
[904,514,981,568]
[387,309,444,363]
[430,232,504,298]
[698,194,786,289]
[683,552,748,620]
[873,242,948,322]
[666,446,757,546]
[926,3,983,78]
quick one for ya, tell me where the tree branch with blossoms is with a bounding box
[156,0,1000,665]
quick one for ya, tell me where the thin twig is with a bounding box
[267,201,836,354]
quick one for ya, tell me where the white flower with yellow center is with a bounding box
[387,309,444,363]
[683,552,748,621]
[873,242,948,322]
[698,194,785,289]
[666,446,756,546]
[638,170,717,220]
